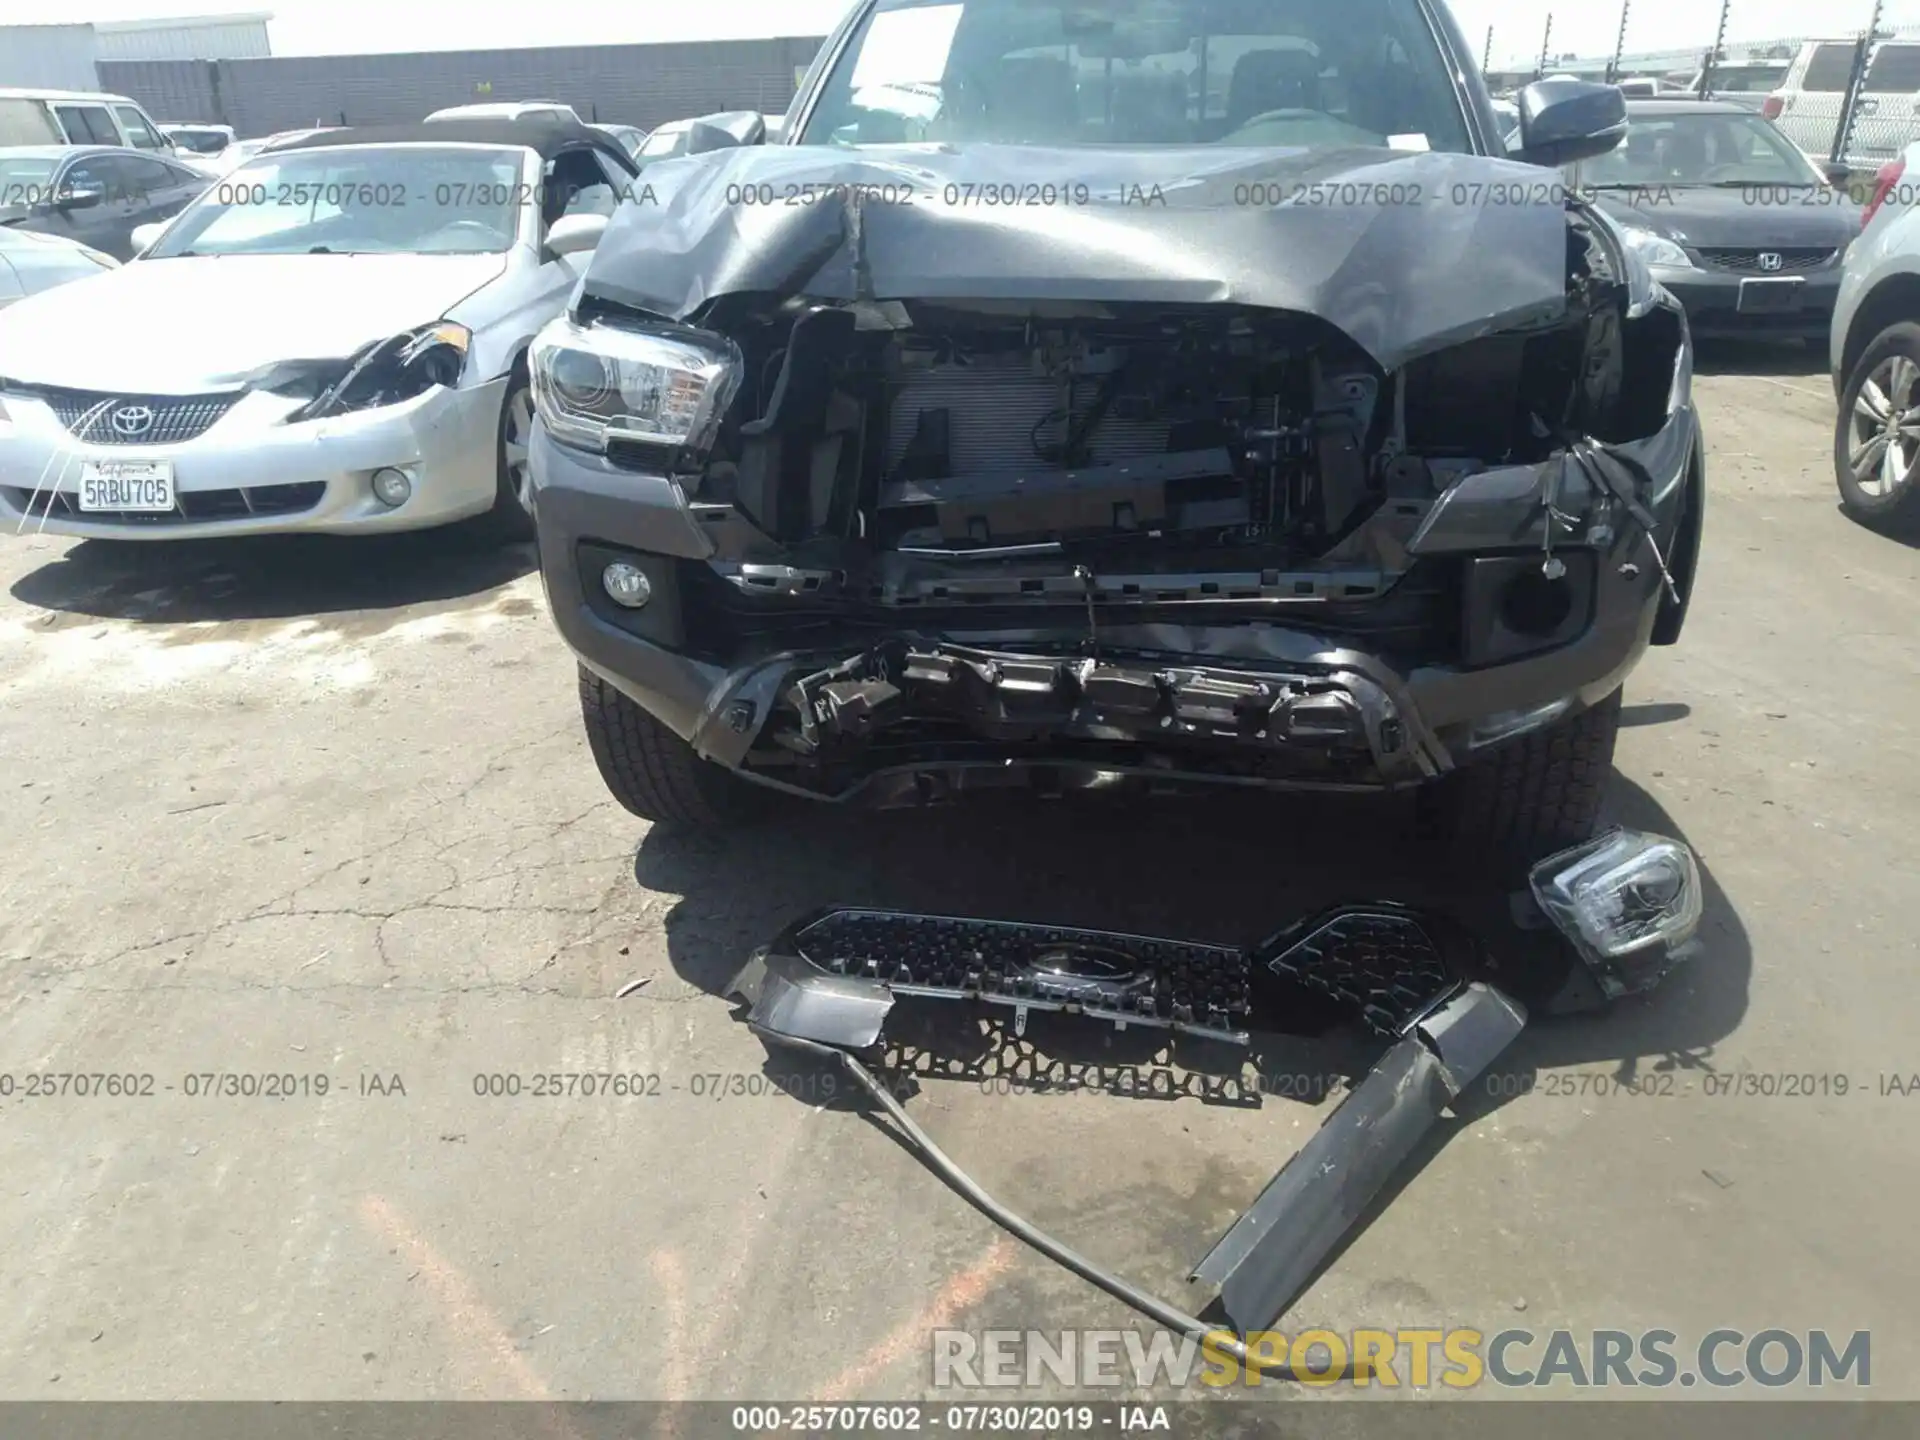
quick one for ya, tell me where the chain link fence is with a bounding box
[1483,8,1920,174]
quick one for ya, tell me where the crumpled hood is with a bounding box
[0,252,507,394]
[584,143,1577,371]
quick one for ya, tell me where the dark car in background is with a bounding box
[1567,99,1860,340]
[0,146,208,261]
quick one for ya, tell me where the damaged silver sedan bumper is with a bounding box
[0,378,505,540]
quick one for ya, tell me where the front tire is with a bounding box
[577,666,767,829]
[1425,688,1622,865]
[1835,322,1920,533]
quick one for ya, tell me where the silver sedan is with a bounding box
[0,122,633,542]
[0,226,117,310]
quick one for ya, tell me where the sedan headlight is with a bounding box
[530,314,741,456]
[1620,227,1694,270]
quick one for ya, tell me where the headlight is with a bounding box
[287,321,471,421]
[1530,828,1704,999]
[1620,227,1693,269]
[530,314,741,457]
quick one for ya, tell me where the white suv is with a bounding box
[1768,38,1920,163]
[425,102,581,123]
[0,88,173,153]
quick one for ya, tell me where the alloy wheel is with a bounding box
[503,384,535,513]
[1848,354,1920,499]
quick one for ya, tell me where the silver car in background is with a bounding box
[1829,139,1920,531]
[0,226,117,309]
[0,118,635,542]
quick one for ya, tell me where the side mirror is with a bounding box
[130,221,168,255]
[1818,159,1853,187]
[1512,78,1628,169]
[546,212,609,258]
[56,183,107,212]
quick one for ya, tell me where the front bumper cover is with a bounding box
[535,343,1701,799]
[1653,264,1842,339]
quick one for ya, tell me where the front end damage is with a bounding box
[534,145,1701,806]
[728,829,1705,1344]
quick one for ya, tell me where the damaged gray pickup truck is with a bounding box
[528,0,1703,862]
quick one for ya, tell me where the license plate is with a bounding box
[1739,278,1805,314]
[78,461,175,514]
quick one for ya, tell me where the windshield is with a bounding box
[170,129,228,154]
[798,0,1472,153]
[0,155,57,201]
[145,145,526,258]
[1576,112,1821,188]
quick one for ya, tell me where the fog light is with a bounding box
[602,561,652,609]
[1530,828,1703,998]
[1501,568,1575,637]
[371,467,412,508]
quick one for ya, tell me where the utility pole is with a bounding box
[1834,0,1888,166]
[1698,0,1731,96]
[1483,25,1494,76]
[1607,1,1631,84]
[1537,14,1553,81]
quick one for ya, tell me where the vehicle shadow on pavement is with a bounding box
[1691,338,1825,378]
[9,530,536,635]
[637,773,1750,1108]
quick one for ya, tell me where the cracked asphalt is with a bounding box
[1,351,1917,1403]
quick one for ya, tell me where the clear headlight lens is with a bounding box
[530,314,741,456]
[1621,227,1693,269]
[1530,829,1704,997]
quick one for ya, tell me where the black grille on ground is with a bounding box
[22,387,241,445]
[1260,907,1457,1035]
[793,909,1254,1041]
[1694,246,1837,273]
[3,482,326,525]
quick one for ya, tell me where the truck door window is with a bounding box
[54,106,120,145]
[113,107,168,150]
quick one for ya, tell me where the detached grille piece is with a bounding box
[28,388,240,446]
[1695,246,1837,273]
[1260,906,1458,1035]
[793,909,1253,1043]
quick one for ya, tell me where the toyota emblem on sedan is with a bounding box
[109,405,155,437]
[1758,252,1785,272]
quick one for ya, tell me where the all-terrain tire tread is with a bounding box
[1432,688,1622,861]
[577,666,745,828]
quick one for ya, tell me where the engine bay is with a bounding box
[652,208,1676,603]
